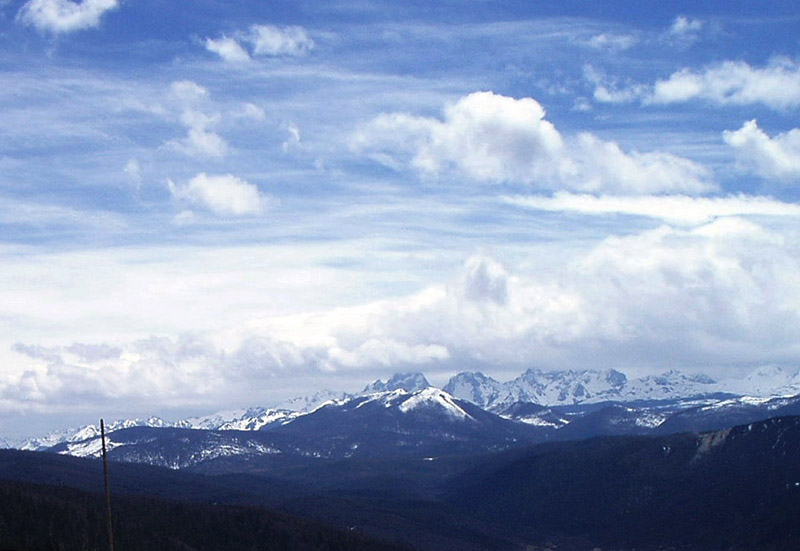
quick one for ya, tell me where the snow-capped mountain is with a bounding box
[275,389,353,412]
[49,387,543,467]
[361,372,431,394]
[17,365,800,458]
[617,370,719,401]
[443,367,791,411]
[444,368,629,410]
[174,407,299,431]
[717,365,800,398]
[51,426,285,469]
[442,371,504,407]
[20,417,168,451]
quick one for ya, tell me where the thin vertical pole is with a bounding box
[100,419,115,551]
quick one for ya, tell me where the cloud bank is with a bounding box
[6,218,800,413]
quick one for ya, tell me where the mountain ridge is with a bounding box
[15,366,800,454]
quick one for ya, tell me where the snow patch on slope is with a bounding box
[397,388,474,421]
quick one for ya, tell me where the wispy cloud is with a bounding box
[164,81,229,158]
[586,32,638,52]
[17,0,119,34]
[503,192,800,226]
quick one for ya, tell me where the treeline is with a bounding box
[0,479,411,551]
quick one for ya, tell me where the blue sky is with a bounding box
[2,0,800,438]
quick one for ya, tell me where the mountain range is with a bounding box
[6,365,800,550]
[11,365,800,470]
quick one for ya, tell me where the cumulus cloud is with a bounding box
[723,120,800,181]
[461,256,509,304]
[574,133,713,194]
[503,192,800,226]
[168,173,271,216]
[650,58,800,110]
[205,36,251,63]
[7,221,800,411]
[17,0,118,34]
[353,91,713,194]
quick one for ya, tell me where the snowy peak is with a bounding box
[719,365,800,397]
[620,370,719,401]
[395,388,475,421]
[362,372,431,394]
[20,417,168,451]
[443,371,503,406]
[514,368,628,405]
[446,368,630,410]
[276,389,353,412]
[175,407,298,431]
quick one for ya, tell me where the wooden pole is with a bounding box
[100,419,115,551]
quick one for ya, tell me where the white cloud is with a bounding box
[168,173,271,216]
[170,80,208,103]
[650,58,800,110]
[238,103,266,121]
[503,192,800,226]
[171,111,229,158]
[202,24,314,63]
[282,123,302,152]
[205,36,251,63]
[584,65,645,104]
[461,255,509,304]
[123,158,140,185]
[667,15,704,46]
[165,81,229,158]
[573,133,713,194]
[353,91,713,194]
[723,120,800,181]
[247,25,315,57]
[17,0,118,34]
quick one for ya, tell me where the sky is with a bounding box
[2,0,800,439]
